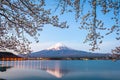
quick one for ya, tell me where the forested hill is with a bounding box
[0,52,20,58]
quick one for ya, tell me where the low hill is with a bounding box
[0,52,21,58]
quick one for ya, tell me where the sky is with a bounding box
[30,0,119,53]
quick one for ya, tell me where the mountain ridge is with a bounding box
[29,43,111,58]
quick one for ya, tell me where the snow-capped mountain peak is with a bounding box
[29,43,111,58]
[46,43,70,50]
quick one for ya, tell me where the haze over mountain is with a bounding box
[29,43,111,58]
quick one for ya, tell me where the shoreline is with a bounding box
[0,57,119,61]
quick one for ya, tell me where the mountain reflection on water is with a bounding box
[0,60,120,80]
[0,60,69,78]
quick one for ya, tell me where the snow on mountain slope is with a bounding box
[29,43,111,58]
[46,43,71,50]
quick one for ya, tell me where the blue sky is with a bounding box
[30,0,119,53]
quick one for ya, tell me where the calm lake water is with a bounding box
[0,60,120,80]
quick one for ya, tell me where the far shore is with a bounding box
[0,57,119,61]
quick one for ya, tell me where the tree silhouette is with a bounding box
[0,0,68,54]
[0,0,120,54]
[58,0,120,52]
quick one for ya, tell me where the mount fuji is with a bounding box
[46,43,70,50]
[29,43,111,58]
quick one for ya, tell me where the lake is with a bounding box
[0,60,120,80]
